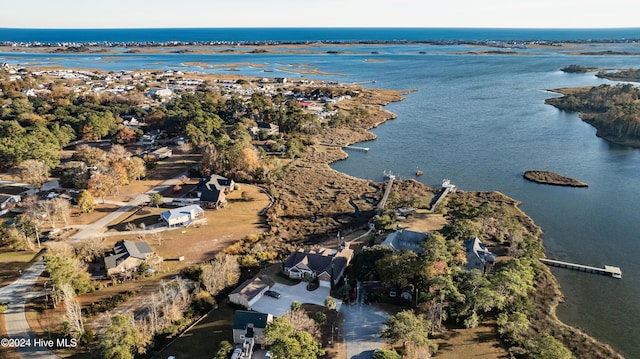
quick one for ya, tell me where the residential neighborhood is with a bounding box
[0,58,568,359]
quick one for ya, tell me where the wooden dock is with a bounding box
[320,143,369,152]
[343,146,369,152]
[539,258,622,279]
[430,179,456,213]
[377,175,395,214]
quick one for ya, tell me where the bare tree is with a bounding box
[200,255,240,295]
[15,159,49,189]
[51,197,71,227]
[282,310,321,340]
[60,283,84,339]
[75,237,107,262]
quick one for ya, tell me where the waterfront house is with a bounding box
[282,246,353,288]
[159,204,205,228]
[382,229,427,254]
[232,310,273,345]
[228,276,270,309]
[463,237,496,273]
[104,240,154,276]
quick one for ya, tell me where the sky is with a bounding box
[2,0,639,29]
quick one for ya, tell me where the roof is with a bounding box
[197,175,233,203]
[284,247,353,283]
[382,229,427,254]
[104,240,153,270]
[464,237,496,264]
[233,310,271,330]
[284,251,333,275]
[160,204,204,221]
[229,276,270,301]
[0,185,32,196]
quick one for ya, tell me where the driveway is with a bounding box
[250,282,342,317]
[341,282,390,359]
[0,259,59,359]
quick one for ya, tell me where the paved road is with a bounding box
[341,283,389,359]
[0,259,59,359]
[69,172,188,241]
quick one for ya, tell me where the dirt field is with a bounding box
[435,320,509,359]
[101,184,271,273]
[401,211,448,233]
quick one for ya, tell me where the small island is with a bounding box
[523,170,588,187]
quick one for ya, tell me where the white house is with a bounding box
[159,204,205,228]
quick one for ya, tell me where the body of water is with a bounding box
[2,28,640,357]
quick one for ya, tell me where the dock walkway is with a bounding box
[430,179,456,213]
[539,258,622,279]
[377,175,395,214]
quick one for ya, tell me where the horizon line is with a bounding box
[2,26,640,30]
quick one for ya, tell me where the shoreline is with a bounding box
[308,93,624,358]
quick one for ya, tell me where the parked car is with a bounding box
[230,348,242,359]
[264,351,273,359]
[265,290,281,299]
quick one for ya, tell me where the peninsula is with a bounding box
[523,170,588,187]
[0,63,623,359]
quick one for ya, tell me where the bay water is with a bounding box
[1,28,639,357]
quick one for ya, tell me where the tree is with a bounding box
[148,192,164,208]
[113,126,137,144]
[77,190,95,213]
[60,283,84,340]
[213,340,233,359]
[100,314,141,359]
[283,309,321,340]
[526,334,575,359]
[264,317,325,359]
[199,255,240,295]
[88,172,114,203]
[15,159,49,188]
[51,197,71,227]
[43,254,93,298]
[381,310,437,355]
[325,296,336,310]
[373,349,401,359]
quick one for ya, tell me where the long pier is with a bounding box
[321,143,369,152]
[430,179,456,213]
[539,258,622,279]
[377,174,395,214]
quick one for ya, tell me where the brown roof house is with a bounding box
[104,240,154,276]
[283,246,353,288]
[228,276,270,310]
[196,174,235,208]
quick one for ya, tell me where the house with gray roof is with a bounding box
[104,240,154,276]
[196,174,235,208]
[382,229,428,254]
[283,246,353,288]
[464,237,496,273]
